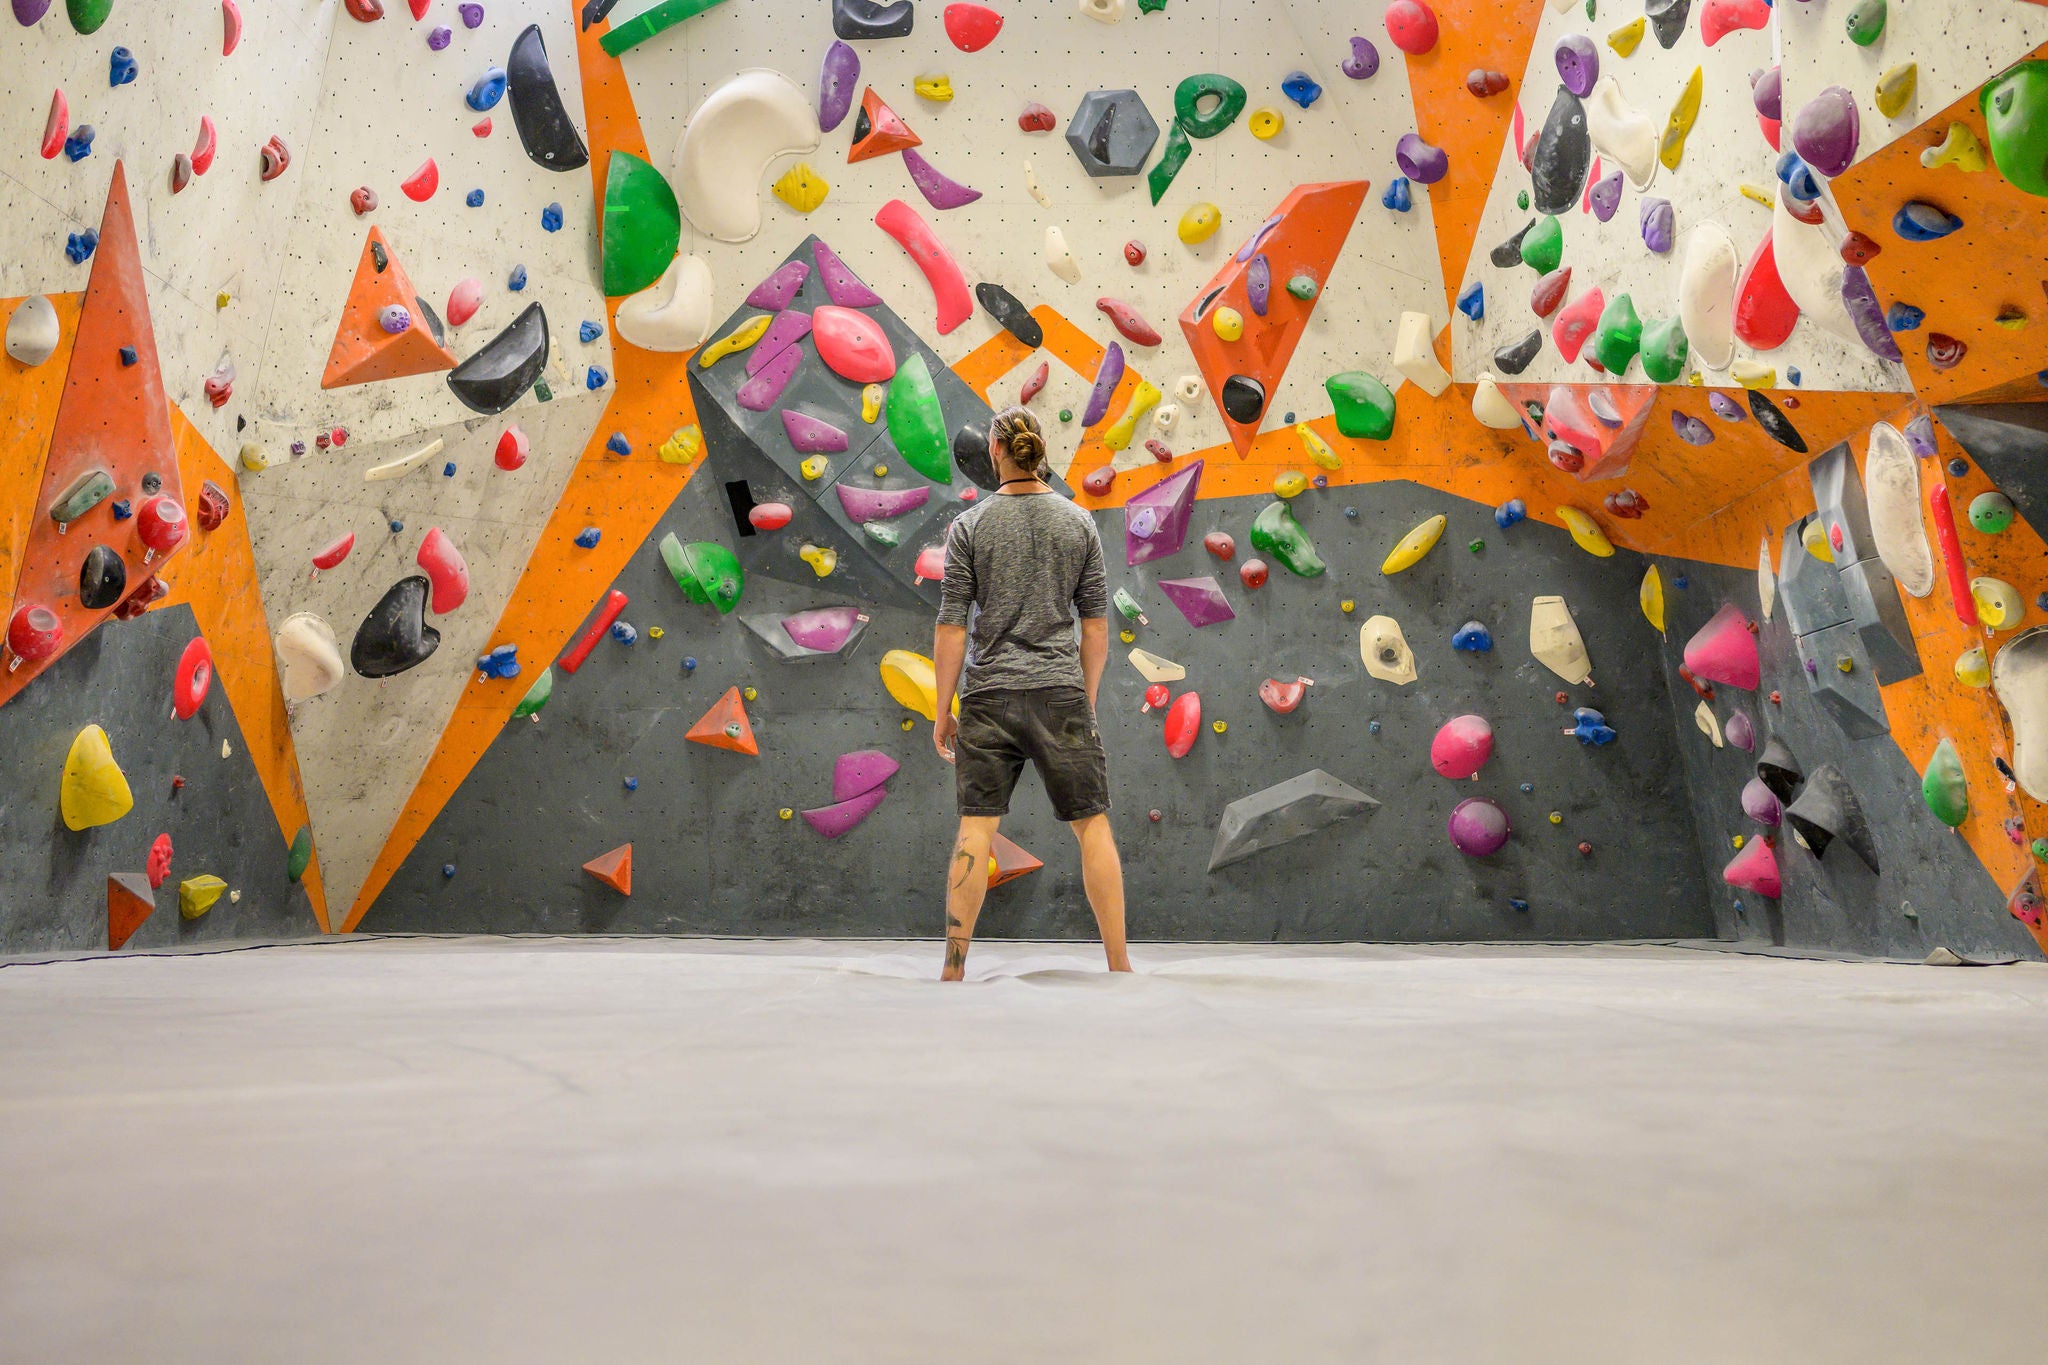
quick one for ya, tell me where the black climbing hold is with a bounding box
[953,421,997,490]
[1221,374,1267,424]
[1756,735,1803,804]
[1749,390,1807,453]
[371,240,388,273]
[413,292,446,347]
[350,575,442,679]
[507,25,590,173]
[1784,762,1879,872]
[1646,0,1692,49]
[1087,101,1116,163]
[1490,220,1535,268]
[580,0,619,28]
[974,282,1043,348]
[448,302,549,415]
[834,0,913,39]
[1529,88,1591,216]
[1064,89,1160,177]
[78,543,126,610]
[1494,329,1543,375]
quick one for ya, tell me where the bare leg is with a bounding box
[943,816,1000,981]
[1069,813,1131,972]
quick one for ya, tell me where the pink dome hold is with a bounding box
[1430,714,1495,780]
[1683,602,1760,690]
[1447,797,1511,857]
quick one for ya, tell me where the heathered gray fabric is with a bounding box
[937,491,1109,696]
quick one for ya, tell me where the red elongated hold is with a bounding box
[409,0,431,17]
[416,526,470,613]
[191,116,218,176]
[222,0,243,55]
[1203,531,1236,560]
[1929,481,1979,629]
[495,425,528,470]
[1465,68,1508,97]
[344,0,385,19]
[1551,286,1604,364]
[875,199,972,334]
[1018,102,1057,132]
[1239,558,1269,589]
[1839,230,1880,266]
[1733,232,1799,350]
[173,637,213,720]
[401,158,438,202]
[472,118,492,137]
[41,88,67,160]
[1145,439,1173,462]
[1531,267,1571,318]
[749,502,793,531]
[260,135,291,181]
[1019,360,1048,404]
[1164,691,1202,758]
[560,590,627,674]
[1097,296,1162,346]
[1124,240,1146,266]
[1142,683,1170,712]
[148,833,173,889]
[943,2,1003,52]
[351,185,378,215]
[312,532,355,570]
[1259,677,1311,714]
[446,277,482,327]
[1082,465,1116,496]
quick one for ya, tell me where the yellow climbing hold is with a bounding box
[914,74,954,102]
[1996,307,2030,332]
[1382,513,1447,573]
[1800,519,1835,563]
[742,686,758,702]
[1249,107,1284,139]
[1640,565,1666,636]
[879,648,958,721]
[1275,470,1308,499]
[1549,811,1564,826]
[1102,380,1162,452]
[1922,123,1988,173]
[800,543,838,577]
[697,314,772,368]
[1955,646,1991,688]
[178,874,228,919]
[800,455,829,480]
[1608,16,1645,55]
[1731,833,1745,849]
[216,291,231,309]
[1212,306,1244,342]
[238,441,269,472]
[649,626,664,639]
[1558,506,1615,558]
[779,807,794,820]
[1875,64,1917,120]
[873,464,889,478]
[60,724,133,831]
[658,425,701,464]
[1659,66,1703,172]
[1340,599,1355,614]
[1731,360,1776,389]
[1972,576,2026,631]
[1296,424,1341,472]
[1211,720,1227,734]
[1179,202,1222,244]
[1739,183,1775,207]
[862,383,884,423]
[771,161,830,213]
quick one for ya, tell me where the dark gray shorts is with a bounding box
[956,686,1110,822]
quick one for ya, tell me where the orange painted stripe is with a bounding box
[0,293,80,627]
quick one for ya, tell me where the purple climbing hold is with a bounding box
[745,259,811,310]
[1671,411,1715,445]
[782,606,865,652]
[901,146,984,210]
[1841,265,1904,363]
[13,0,53,23]
[379,304,413,334]
[1082,341,1125,427]
[1589,170,1623,223]
[428,25,452,49]
[1246,254,1271,317]
[1125,460,1203,567]
[1725,711,1755,752]
[1555,33,1599,98]
[832,750,899,803]
[737,344,802,411]
[1741,776,1782,826]
[1751,65,1781,122]
[818,39,860,132]
[1903,412,1937,458]
[1342,35,1380,80]
[1639,197,1674,254]
[1396,132,1449,184]
[835,483,931,521]
[1447,798,1511,857]
[1789,86,1859,179]
[802,787,888,838]
[781,410,850,454]
[1708,392,1746,422]
[746,310,815,375]
[459,3,484,27]
[1235,214,1283,264]
[1158,576,1236,628]
[813,239,884,307]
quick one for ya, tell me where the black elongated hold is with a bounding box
[953,421,997,491]
[1529,88,1591,216]
[1784,762,1879,872]
[1645,0,1692,49]
[78,543,127,610]
[1221,374,1266,424]
[1494,329,1543,375]
[834,0,913,39]
[351,575,442,679]
[507,25,590,172]
[1756,734,1803,803]
[448,302,549,415]
[1490,220,1535,268]
[974,282,1043,348]
[1088,101,1116,163]
[414,292,446,347]
[580,0,620,28]
[1749,390,1807,453]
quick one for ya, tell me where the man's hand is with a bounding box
[934,712,959,763]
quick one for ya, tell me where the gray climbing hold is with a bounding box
[1529,88,1591,216]
[1495,329,1543,374]
[5,294,59,366]
[1646,0,1692,49]
[1065,89,1159,177]
[1208,769,1380,872]
[1784,761,1879,872]
[834,0,912,38]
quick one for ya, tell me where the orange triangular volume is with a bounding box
[988,833,1043,889]
[320,227,458,389]
[848,87,921,163]
[686,686,759,755]
[582,843,632,895]
[107,872,155,949]
[1177,180,1369,457]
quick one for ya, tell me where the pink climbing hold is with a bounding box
[833,750,900,802]
[1551,286,1605,364]
[1384,0,1439,55]
[811,305,897,383]
[191,116,218,176]
[312,533,355,570]
[416,527,470,613]
[748,502,793,531]
[1740,777,1782,826]
[783,607,865,652]
[1700,0,1768,46]
[737,344,802,412]
[1683,603,1760,691]
[472,118,492,137]
[781,410,849,454]
[875,198,973,335]
[148,833,173,890]
[40,88,66,160]
[914,544,947,583]
[1733,233,1798,350]
[1430,714,1495,781]
[173,637,213,720]
[1259,677,1311,714]
[1164,691,1202,758]
[802,787,888,838]
[747,310,815,376]
[1722,836,1780,898]
[495,425,528,470]
[222,0,243,54]
[401,158,439,202]
[446,278,482,327]
[1447,798,1511,857]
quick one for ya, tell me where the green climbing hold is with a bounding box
[1174,74,1249,139]
[1139,0,1169,10]
[601,150,682,298]
[863,520,901,547]
[1520,215,1564,274]
[1148,120,1193,205]
[1059,408,1074,423]
[1981,62,2048,198]
[1639,315,1689,383]
[1845,0,1885,46]
[1286,274,1319,301]
[598,0,733,56]
[1969,491,2016,534]
[1517,190,1530,211]
[1326,371,1396,441]
[1585,0,1595,18]
[512,666,554,720]
[887,355,952,483]
[661,533,746,614]
[1250,501,1326,578]
[1921,738,1969,827]
[67,0,114,34]
[287,827,314,883]
[1590,293,1643,376]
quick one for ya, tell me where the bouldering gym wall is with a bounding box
[8,1,2048,1358]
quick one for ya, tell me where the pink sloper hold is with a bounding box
[832,749,900,802]
[1125,460,1202,566]
[803,786,889,837]
[813,239,883,307]
[812,305,896,382]
[1723,836,1780,897]
[901,146,983,210]
[1158,576,1236,628]
[1552,286,1604,364]
[738,344,802,411]
[415,527,469,613]
[745,259,811,311]
[1430,714,1495,780]
[782,606,865,652]
[875,199,972,334]
[1447,797,1510,857]
[746,310,814,375]
[836,484,930,521]
[1684,602,1760,690]
[446,277,482,327]
[781,410,850,454]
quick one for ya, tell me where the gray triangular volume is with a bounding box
[1783,762,1879,873]
[1207,769,1379,873]
[1933,403,2048,543]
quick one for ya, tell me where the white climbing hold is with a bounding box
[1360,616,1417,685]
[1128,647,1185,683]
[1585,76,1659,190]
[1771,193,1862,347]
[1175,375,1202,404]
[1472,373,1522,429]
[5,294,59,367]
[1046,225,1082,284]
[673,69,821,244]
[615,253,715,353]
[1152,402,1179,433]
[1392,312,1450,397]
[1992,627,2048,801]
[1023,160,1052,209]
[1695,699,1724,747]
[364,437,445,482]
[276,613,344,702]
[1757,535,1777,621]
[1530,594,1593,685]
[1077,0,1125,22]
[1864,420,1934,599]
[1678,222,1738,371]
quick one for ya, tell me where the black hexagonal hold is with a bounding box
[1065,89,1159,177]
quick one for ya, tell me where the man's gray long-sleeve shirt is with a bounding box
[936,492,1109,697]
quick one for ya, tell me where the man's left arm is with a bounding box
[1074,529,1110,710]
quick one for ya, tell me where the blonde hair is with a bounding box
[990,406,1049,480]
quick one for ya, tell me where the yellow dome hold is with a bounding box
[1178,202,1222,245]
[800,543,838,577]
[1382,514,1447,573]
[1955,646,1991,688]
[800,456,829,481]
[1211,306,1244,341]
[879,649,959,721]
[1971,576,2026,631]
[1800,518,1835,563]
[60,724,133,831]
[862,383,885,423]
[1248,107,1284,139]
[771,161,830,214]
[659,425,701,465]
[178,875,228,920]
[1557,506,1615,558]
[1274,470,1308,499]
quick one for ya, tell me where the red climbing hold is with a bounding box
[1431,714,1495,780]
[137,496,189,559]
[560,590,627,674]
[343,0,385,20]
[106,873,155,951]
[1082,466,1115,496]
[1238,558,1269,590]
[408,0,430,16]
[447,278,482,327]
[260,135,291,181]
[312,532,355,570]
[351,186,378,215]
[1465,69,1509,98]
[1018,103,1057,133]
[1203,531,1235,560]
[415,527,470,613]
[1603,488,1648,519]
[1551,286,1605,364]
[1164,691,1202,758]
[495,425,529,470]
[173,637,213,719]
[1839,230,1880,266]
[41,89,67,160]
[147,833,173,889]
[222,0,243,54]
[583,843,633,895]
[1142,683,1170,712]
[400,158,438,202]
[1531,267,1571,318]
[1145,439,1173,462]
[191,116,218,176]
[472,118,492,137]
[1259,677,1312,714]
[943,3,1003,52]
[1097,297,1162,346]
[1384,0,1439,55]
[749,503,793,531]
[1020,360,1048,405]
[1732,232,1799,350]
[687,686,760,755]
[1124,240,1147,266]
[195,480,231,532]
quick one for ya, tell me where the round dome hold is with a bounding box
[1448,797,1511,857]
[1431,714,1495,780]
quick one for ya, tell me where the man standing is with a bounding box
[931,407,1131,982]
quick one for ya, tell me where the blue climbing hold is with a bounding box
[579,319,603,343]
[1452,621,1494,652]
[1281,71,1324,108]
[611,621,638,645]
[1282,412,1296,424]
[1509,898,1529,911]
[1672,574,1688,590]
[466,188,485,207]
[111,499,132,520]
[605,431,631,456]
[623,777,639,791]
[1368,719,1381,735]
[389,520,405,533]
[508,264,528,291]
[109,47,137,86]
[1948,457,1969,477]
[1786,367,1801,387]
[1343,506,1359,519]
[1382,176,1412,212]
[65,229,98,264]
[64,125,95,161]
[1886,302,1925,332]
[443,462,458,476]
[467,67,508,112]
[1773,150,1820,202]
[1456,280,1484,321]
[541,202,564,232]
[1494,498,1526,529]
[443,864,456,879]
[1568,706,1617,746]
[1893,201,1963,241]
[575,526,602,548]
[476,644,521,679]
[1519,782,1534,793]
[586,366,609,390]
[682,656,698,672]
[2037,591,2048,611]
[118,345,137,366]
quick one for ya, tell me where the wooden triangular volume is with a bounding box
[321,227,458,389]
[685,686,759,755]
[582,843,632,895]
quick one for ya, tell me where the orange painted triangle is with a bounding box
[988,833,1043,889]
[321,227,458,389]
[107,872,155,949]
[583,843,632,894]
[686,685,759,755]
[848,87,921,163]
[1177,180,1369,457]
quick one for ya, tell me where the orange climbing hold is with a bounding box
[847,87,921,163]
[106,872,154,950]
[582,843,633,895]
[321,227,458,389]
[686,685,760,755]
[988,832,1043,888]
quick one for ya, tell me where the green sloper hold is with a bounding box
[1639,315,1688,382]
[1326,371,1396,441]
[661,533,745,613]
[1982,62,2048,198]
[68,0,114,34]
[1590,293,1642,376]
[287,827,313,883]
[512,666,555,720]
[1250,501,1326,578]
[887,354,952,483]
[1520,215,1563,274]
[1139,0,1168,11]
[1845,0,1885,46]
[1922,738,1969,827]
[1174,75,1248,139]
[601,151,682,298]
[1286,275,1318,301]
[599,0,733,56]
[1148,120,1193,205]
